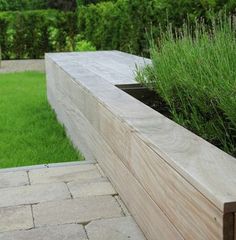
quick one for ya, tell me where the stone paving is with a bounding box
[0,162,147,240]
[0,59,45,73]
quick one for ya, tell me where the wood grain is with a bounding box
[45,52,236,240]
[47,69,183,240]
[72,80,225,239]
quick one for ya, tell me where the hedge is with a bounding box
[0,0,47,11]
[1,1,235,59]
[0,0,78,11]
[78,0,236,56]
[0,10,78,59]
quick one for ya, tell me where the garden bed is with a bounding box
[117,84,171,117]
[46,51,236,240]
[118,84,236,157]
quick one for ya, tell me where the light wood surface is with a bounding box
[46,63,183,240]
[46,52,236,240]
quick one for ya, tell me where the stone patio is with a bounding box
[0,162,146,240]
[0,59,45,73]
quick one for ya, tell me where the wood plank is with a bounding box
[60,54,236,214]
[47,51,150,85]
[46,59,95,161]
[47,59,229,239]
[46,52,236,240]
[49,60,226,240]
[83,91,226,240]
[46,70,184,240]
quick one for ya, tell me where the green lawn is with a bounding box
[0,71,84,168]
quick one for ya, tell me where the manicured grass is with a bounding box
[0,71,84,168]
[137,19,236,157]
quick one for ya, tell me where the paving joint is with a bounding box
[114,196,128,217]
[65,182,73,199]
[30,205,36,228]
[83,224,90,240]
[26,171,31,185]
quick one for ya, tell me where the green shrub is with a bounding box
[78,0,236,55]
[137,18,236,157]
[77,0,115,6]
[0,10,78,59]
[0,0,78,11]
[75,39,96,51]
[0,17,9,59]
[0,0,48,11]
[78,2,119,50]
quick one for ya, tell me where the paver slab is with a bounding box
[0,224,87,240]
[29,164,102,184]
[0,171,29,189]
[67,178,116,198]
[33,195,123,227]
[0,205,33,233]
[0,182,70,208]
[86,216,146,240]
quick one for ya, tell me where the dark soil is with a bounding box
[117,84,171,118]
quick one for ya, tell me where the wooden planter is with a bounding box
[46,51,236,240]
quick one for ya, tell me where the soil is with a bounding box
[118,84,171,118]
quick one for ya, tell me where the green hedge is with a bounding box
[0,0,78,11]
[0,10,78,59]
[78,0,236,55]
[0,0,48,11]
[1,1,235,59]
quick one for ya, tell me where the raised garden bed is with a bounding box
[46,51,236,240]
[117,83,171,118]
